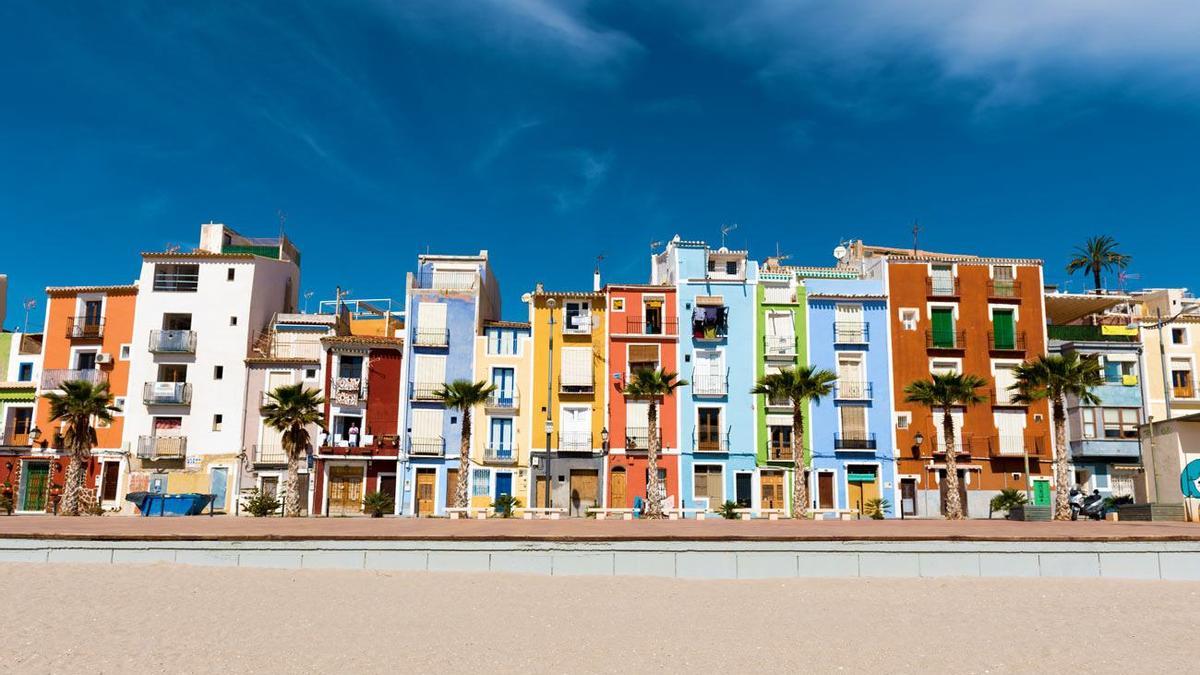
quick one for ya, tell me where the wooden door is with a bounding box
[569,470,598,517]
[817,472,835,509]
[535,476,548,508]
[415,469,437,516]
[100,462,120,502]
[379,475,397,500]
[329,466,364,516]
[761,471,784,510]
[20,462,49,512]
[900,479,917,515]
[609,468,627,508]
[445,469,458,509]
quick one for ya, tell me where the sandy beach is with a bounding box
[1,563,1195,673]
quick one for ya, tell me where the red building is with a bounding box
[604,284,680,510]
[311,335,404,516]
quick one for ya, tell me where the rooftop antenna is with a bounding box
[595,253,605,273]
[22,298,36,334]
[650,240,663,252]
[773,242,791,264]
[303,291,314,314]
[165,243,181,254]
[1118,270,1141,294]
[720,223,738,248]
[911,220,921,256]
[277,209,287,239]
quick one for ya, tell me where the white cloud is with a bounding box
[669,0,1200,109]
[551,149,612,212]
[473,118,543,172]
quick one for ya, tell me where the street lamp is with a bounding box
[28,427,41,447]
[543,297,557,510]
[601,427,609,452]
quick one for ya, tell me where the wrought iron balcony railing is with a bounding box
[66,317,104,340]
[149,329,197,353]
[143,382,192,405]
[137,435,186,459]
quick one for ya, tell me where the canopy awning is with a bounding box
[1044,293,1131,325]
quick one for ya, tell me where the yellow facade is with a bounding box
[1137,289,1200,421]
[527,291,608,453]
[469,323,534,508]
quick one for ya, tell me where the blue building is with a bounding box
[801,271,898,516]
[653,237,760,511]
[399,252,500,516]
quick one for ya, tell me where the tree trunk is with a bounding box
[60,419,90,516]
[941,409,964,520]
[791,402,808,519]
[645,400,663,519]
[1092,266,1102,291]
[1052,396,1072,521]
[283,426,303,517]
[455,407,471,509]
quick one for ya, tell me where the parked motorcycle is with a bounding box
[1070,489,1105,521]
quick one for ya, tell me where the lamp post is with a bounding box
[543,298,556,510]
[913,431,926,517]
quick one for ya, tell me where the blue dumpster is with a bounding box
[126,492,215,516]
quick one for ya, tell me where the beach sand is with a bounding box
[1,563,1194,673]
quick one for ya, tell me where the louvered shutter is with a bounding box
[418,302,447,332]
[561,348,592,386]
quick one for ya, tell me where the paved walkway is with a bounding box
[0,515,1196,541]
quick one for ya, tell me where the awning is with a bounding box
[695,295,724,306]
[847,473,876,482]
[1044,293,1130,325]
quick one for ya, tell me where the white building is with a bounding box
[121,223,300,511]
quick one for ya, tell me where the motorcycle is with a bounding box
[1071,489,1105,521]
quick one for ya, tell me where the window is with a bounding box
[693,465,724,507]
[834,304,864,343]
[628,344,660,374]
[560,348,593,392]
[697,407,723,451]
[1081,408,1140,439]
[642,298,664,335]
[993,363,1019,404]
[1171,327,1188,345]
[895,412,911,429]
[691,299,728,339]
[227,267,236,281]
[563,302,591,334]
[472,469,490,497]
[930,264,955,295]
[839,406,868,442]
[763,285,793,304]
[931,360,959,375]
[1170,359,1194,398]
[75,350,98,370]
[119,344,131,360]
[1103,359,1135,384]
[157,363,187,382]
[488,418,514,457]
[490,367,516,404]
[113,397,126,415]
[162,313,192,330]
[304,368,318,380]
[991,309,1016,349]
[487,328,519,356]
[930,308,956,347]
[153,263,199,292]
[900,308,919,331]
[229,316,238,326]
[836,353,866,398]
[338,355,364,379]
[725,261,738,275]
[213,365,224,380]
[16,362,33,382]
[611,297,625,312]
[768,425,791,460]
[415,302,449,346]
[212,414,223,431]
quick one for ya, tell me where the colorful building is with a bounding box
[526,287,607,516]
[847,241,1055,517]
[33,283,138,512]
[653,237,760,511]
[800,265,897,516]
[399,252,499,516]
[1133,288,1200,422]
[469,320,532,510]
[604,283,680,510]
[0,331,43,512]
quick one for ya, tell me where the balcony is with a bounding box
[40,368,106,390]
[137,435,186,459]
[412,328,449,348]
[333,377,367,406]
[833,322,869,345]
[764,336,797,357]
[65,317,104,340]
[411,382,444,401]
[930,436,977,457]
[692,372,728,397]
[623,427,663,452]
[486,389,519,411]
[987,435,1047,458]
[988,331,1027,353]
[926,277,960,298]
[767,443,794,462]
[559,379,594,395]
[989,386,1025,406]
[484,444,518,464]
[835,381,873,400]
[413,270,478,291]
[1070,438,1140,459]
[1046,324,1138,343]
[408,436,444,456]
[695,433,729,453]
[624,318,677,336]
[143,382,192,405]
[1173,383,1196,399]
[323,435,400,456]
[834,433,877,450]
[149,329,197,354]
[557,431,593,453]
[253,444,287,464]
[562,314,593,336]
[987,280,1022,300]
[926,329,966,350]
[766,393,791,411]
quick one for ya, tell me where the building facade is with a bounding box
[0,331,43,512]
[754,263,807,513]
[469,321,532,511]
[1134,288,1200,422]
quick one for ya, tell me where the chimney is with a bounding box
[593,266,601,292]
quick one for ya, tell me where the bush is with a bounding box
[363,491,394,518]
[1103,494,1134,510]
[491,493,521,518]
[0,493,12,516]
[718,500,740,519]
[989,488,1028,517]
[244,488,281,517]
[863,497,891,519]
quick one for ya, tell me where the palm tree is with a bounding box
[261,383,326,517]
[1066,235,1131,291]
[1011,353,1103,521]
[903,372,988,520]
[43,380,118,516]
[751,365,838,519]
[623,368,687,519]
[436,379,496,510]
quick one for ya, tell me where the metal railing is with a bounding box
[691,371,728,396]
[137,435,186,459]
[66,317,104,339]
[152,267,200,292]
[623,427,663,452]
[835,381,873,400]
[41,368,106,390]
[149,329,197,353]
[989,386,1023,406]
[926,277,960,297]
[834,433,877,450]
[624,318,677,335]
[987,280,1022,299]
[251,333,325,360]
[557,431,593,452]
[767,443,794,461]
[988,331,1027,352]
[411,382,444,401]
[833,322,870,344]
[413,328,450,347]
[254,444,287,464]
[695,433,729,452]
[408,436,444,456]
[766,393,791,410]
[926,329,967,350]
[484,444,518,463]
[559,378,595,395]
[486,389,519,409]
[987,435,1047,458]
[413,270,478,291]
[143,382,192,405]
[1046,324,1138,343]
[764,336,797,356]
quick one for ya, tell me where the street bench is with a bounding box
[520,507,565,520]
[446,507,489,520]
[809,508,858,520]
[666,508,708,521]
[587,507,635,520]
[733,508,787,520]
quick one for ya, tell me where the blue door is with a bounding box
[494,472,513,512]
[209,467,228,512]
[491,368,515,406]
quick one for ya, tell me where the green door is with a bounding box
[20,462,50,512]
[931,308,955,347]
[992,310,1015,350]
[1032,479,1051,506]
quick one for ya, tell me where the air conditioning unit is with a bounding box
[95,353,113,364]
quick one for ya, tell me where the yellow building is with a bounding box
[1134,289,1200,421]
[469,320,533,509]
[524,288,608,516]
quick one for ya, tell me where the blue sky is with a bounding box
[2,1,1199,325]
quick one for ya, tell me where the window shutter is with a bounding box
[840,406,866,436]
[626,401,649,429]
[417,302,447,332]
[628,344,659,365]
[994,365,1018,403]
[561,348,592,386]
[764,285,791,304]
[414,355,446,384]
[992,310,1015,349]
[411,409,442,439]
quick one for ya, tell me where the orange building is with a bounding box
[848,243,1054,517]
[30,284,138,511]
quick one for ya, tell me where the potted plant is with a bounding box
[718,500,740,520]
[863,497,892,520]
[0,493,12,516]
[244,488,283,517]
[989,488,1028,519]
[490,494,521,519]
[362,491,394,518]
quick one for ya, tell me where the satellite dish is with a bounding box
[833,245,848,260]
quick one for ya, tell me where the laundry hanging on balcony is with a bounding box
[691,303,728,339]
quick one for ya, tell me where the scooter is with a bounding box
[1072,490,1105,521]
